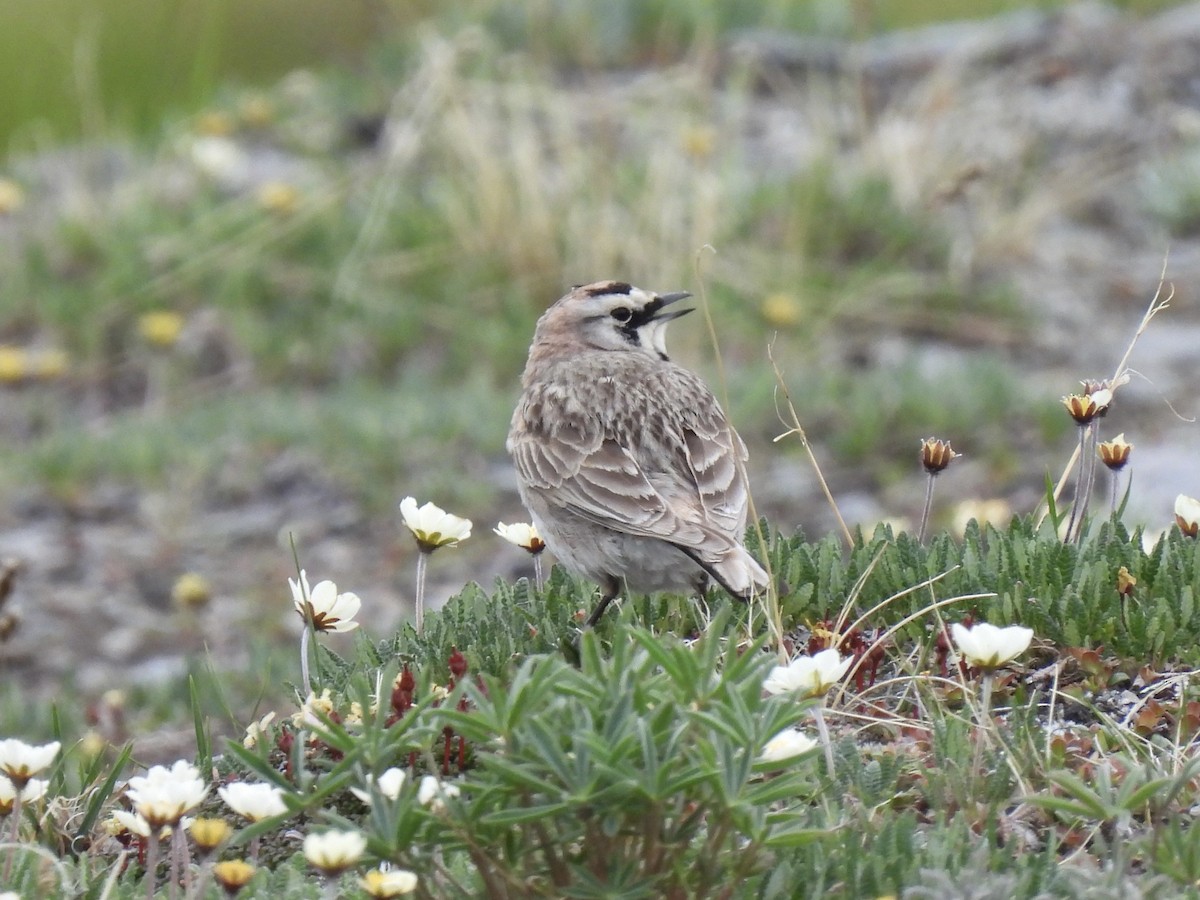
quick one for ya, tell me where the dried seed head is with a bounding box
[1097,433,1133,471]
[920,438,959,475]
[1062,392,1109,425]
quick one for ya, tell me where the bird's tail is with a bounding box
[680,545,769,603]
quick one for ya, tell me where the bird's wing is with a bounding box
[511,370,749,553]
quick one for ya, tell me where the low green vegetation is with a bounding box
[5,515,1200,897]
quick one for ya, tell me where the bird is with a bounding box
[507,279,769,627]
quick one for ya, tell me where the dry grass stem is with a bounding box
[692,250,785,659]
[768,342,854,549]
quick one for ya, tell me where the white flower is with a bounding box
[110,809,153,838]
[126,760,208,828]
[0,775,47,813]
[218,782,288,822]
[763,649,852,698]
[0,738,60,787]
[950,622,1033,670]
[360,868,419,897]
[108,809,177,840]
[493,522,546,554]
[1089,387,1113,411]
[417,775,460,811]
[290,570,361,633]
[189,136,250,186]
[243,712,276,749]
[303,829,366,876]
[400,497,472,551]
[291,689,336,729]
[759,729,818,763]
[1176,494,1200,538]
[351,767,407,806]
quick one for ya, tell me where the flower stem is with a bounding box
[812,704,836,776]
[144,830,160,900]
[168,828,182,900]
[1071,422,1100,542]
[3,791,22,883]
[299,625,312,696]
[918,473,936,544]
[415,550,429,635]
[1064,426,1087,542]
[533,554,544,592]
[970,670,995,778]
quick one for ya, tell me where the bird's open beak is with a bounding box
[653,291,694,321]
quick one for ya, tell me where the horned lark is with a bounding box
[507,280,768,626]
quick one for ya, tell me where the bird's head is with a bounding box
[534,280,693,362]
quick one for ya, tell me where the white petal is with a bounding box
[1176,494,1200,525]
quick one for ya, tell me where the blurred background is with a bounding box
[0,0,1197,745]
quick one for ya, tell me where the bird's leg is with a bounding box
[562,578,621,668]
[584,578,622,628]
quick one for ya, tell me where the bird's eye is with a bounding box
[610,307,632,322]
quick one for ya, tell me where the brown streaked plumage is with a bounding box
[507,280,768,626]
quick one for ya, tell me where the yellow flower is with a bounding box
[0,346,29,384]
[238,95,275,128]
[212,859,256,893]
[138,311,184,349]
[172,572,212,610]
[257,181,299,215]
[680,125,715,160]
[195,110,234,137]
[761,292,802,328]
[79,730,107,762]
[1116,566,1136,597]
[0,178,25,214]
[187,817,233,853]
